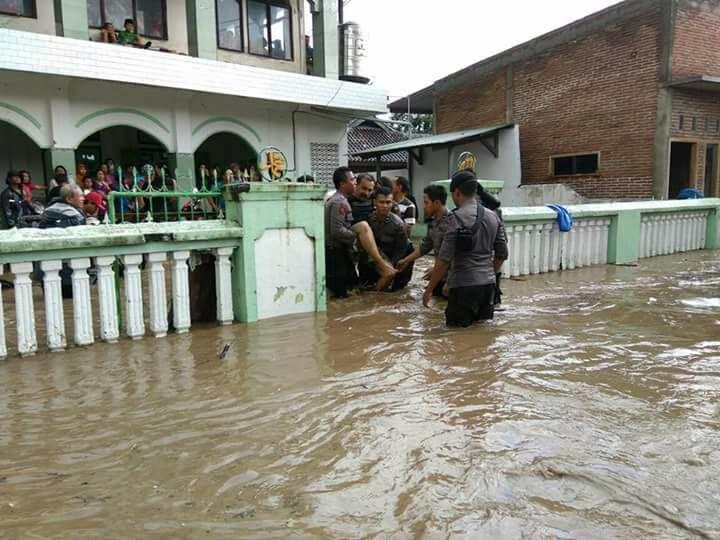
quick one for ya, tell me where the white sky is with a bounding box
[341,0,624,100]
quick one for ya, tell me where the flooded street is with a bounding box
[1,252,720,539]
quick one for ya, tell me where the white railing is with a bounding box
[501,199,719,278]
[0,222,241,358]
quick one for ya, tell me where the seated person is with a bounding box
[325,167,396,298]
[358,187,415,292]
[40,184,86,229]
[117,18,147,47]
[397,184,451,297]
[84,201,101,225]
[100,22,118,43]
[348,173,375,224]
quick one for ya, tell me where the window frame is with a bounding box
[0,0,37,18]
[245,0,294,61]
[215,0,243,53]
[87,0,168,41]
[550,152,601,177]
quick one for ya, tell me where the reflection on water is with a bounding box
[1,252,719,538]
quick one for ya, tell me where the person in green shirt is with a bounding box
[117,18,143,46]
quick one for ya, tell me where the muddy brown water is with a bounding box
[1,252,720,538]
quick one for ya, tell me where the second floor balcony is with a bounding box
[0,0,333,77]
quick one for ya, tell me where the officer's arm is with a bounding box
[425,224,455,303]
[330,200,356,245]
[493,221,509,271]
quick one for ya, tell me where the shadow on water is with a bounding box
[0,251,719,538]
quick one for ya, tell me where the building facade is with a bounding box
[392,0,720,200]
[0,0,385,188]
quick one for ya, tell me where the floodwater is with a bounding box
[1,252,720,539]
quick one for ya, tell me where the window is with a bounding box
[216,0,242,51]
[247,1,292,60]
[87,0,166,40]
[552,153,599,176]
[0,0,36,17]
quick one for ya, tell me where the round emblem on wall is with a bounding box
[258,147,288,182]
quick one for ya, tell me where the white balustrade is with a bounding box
[40,260,66,352]
[0,264,6,359]
[146,252,168,338]
[122,254,145,340]
[214,248,234,325]
[171,251,191,334]
[94,256,119,343]
[10,262,37,356]
[70,258,94,346]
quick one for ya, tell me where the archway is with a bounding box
[0,120,45,187]
[194,132,256,186]
[76,125,169,178]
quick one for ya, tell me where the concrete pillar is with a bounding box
[54,0,89,41]
[224,183,327,323]
[186,0,217,60]
[168,153,195,192]
[706,206,719,250]
[607,210,641,265]
[44,148,76,184]
[312,0,339,79]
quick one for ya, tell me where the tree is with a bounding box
[390,113,434,135]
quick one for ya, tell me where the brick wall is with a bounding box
[432,3,663,200]
[435,69,507,133]
[671,89,720,194]
[672,0,720,79]
[512,5,662,199]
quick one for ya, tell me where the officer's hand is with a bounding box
[422,287,433,308]
[396,258,408,272]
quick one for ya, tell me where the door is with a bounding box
[704,144,718,197]
[669,142,695,198]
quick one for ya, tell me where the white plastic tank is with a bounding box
[339,22,369,84]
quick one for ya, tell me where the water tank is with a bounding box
[339,22,370,84]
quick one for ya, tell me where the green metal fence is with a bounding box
[107,166,228,224]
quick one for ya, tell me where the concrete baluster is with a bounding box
[10,262,37,356]
[511,226,522,277]
[551,224,562,271]
[214,248,234,325]
[147,252,168,338]
[567,226,578,270]
[171,251,191,333]
[639,217,648,258]
[583,220,594,267]
[40,260,66,352]
[122,254,145,340]
[70,258,94,346]
[540,223,552,273]
[529,224,540,274]
[94,256,119,343]
[700,213,707,248]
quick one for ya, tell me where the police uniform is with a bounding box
[437,199,508,327]
[359,211,414,291]
[348,195,373,224]
[324,191,358,297]
[420,207,451,296]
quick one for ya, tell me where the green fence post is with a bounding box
[706,205,719,250]
[607,209,641,264]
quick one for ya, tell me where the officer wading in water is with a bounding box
[423,170,509,327]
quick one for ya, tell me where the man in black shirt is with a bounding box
[348,174,375,224]
[1,171,26,229]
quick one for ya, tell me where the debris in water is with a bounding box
[218,343,231,359]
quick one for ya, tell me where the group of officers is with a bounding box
[324,166,509,327]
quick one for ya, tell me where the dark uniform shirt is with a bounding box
[325,191,356,249]
[348,195,373,224]
[366,211,410,264]
[438,199,508,289]
[0,186,25,229]
[420,208,451,256]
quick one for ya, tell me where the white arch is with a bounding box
[0,111,49,149]
[69,112,175,152]
[190,120,261,154]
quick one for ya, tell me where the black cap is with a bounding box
[450,169,476,193]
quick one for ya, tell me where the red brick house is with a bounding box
[391,0,720,200]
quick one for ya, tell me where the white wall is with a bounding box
[255,228,316,319]
[410,126,523,219]
[0,2,55,35]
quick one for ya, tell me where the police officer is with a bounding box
[423,170,508,327]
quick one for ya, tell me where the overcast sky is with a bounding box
[341,0,623,100]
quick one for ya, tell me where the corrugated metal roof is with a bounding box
[348,121,408,164]
[354,123,514,158]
